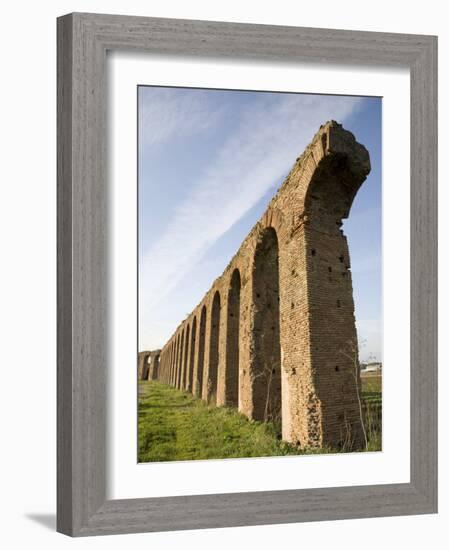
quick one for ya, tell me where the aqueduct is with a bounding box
[144,121,371,449]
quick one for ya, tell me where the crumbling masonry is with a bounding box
[145,121,371,449]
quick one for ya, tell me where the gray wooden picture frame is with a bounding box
[57,12,438,537]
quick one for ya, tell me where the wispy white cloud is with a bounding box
[139,87,225,147]
[139,93,363,345]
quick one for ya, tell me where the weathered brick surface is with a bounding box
[150,121,370,449]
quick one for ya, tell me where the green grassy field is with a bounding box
[360,373,382,449]
[361,373,382,396]
[361,373,382,406]
[138,378,382,462]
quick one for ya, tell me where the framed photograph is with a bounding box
[57,12,437,536]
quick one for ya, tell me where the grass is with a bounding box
[138,378,382,463]
[361,373,382,395]
[138,381,303,462]
[360,373,382,451]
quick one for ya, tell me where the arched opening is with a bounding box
[178,331,184,389]
[304,151,362,232]
[225,269,241,407]
[188,317,197,392]
[253,227,282,431]
[208,291,221,404]
[197,305,207,398]
[183,325,190,390]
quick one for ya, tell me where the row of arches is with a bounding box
[154,122,371,448]
[157,227,282,428]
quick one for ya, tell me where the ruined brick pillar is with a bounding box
[279,122,370,448]
[187,318,197,392]
[217,269,241,407]
[192,306,207,397]
[181,325,189,390]
[137,351,150,380]
[173,336,178,386]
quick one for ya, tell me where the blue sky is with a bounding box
[138,87,382,362]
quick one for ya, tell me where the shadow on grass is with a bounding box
[138,402,194,411]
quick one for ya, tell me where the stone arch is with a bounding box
[225,269,241,407]
[207,291,221,404]
[196,305,207,398]
[261,206,284,236]
[188,317,197,392]
[303,160,359,233]
[252,227,282,428]
[300,124,370,226]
